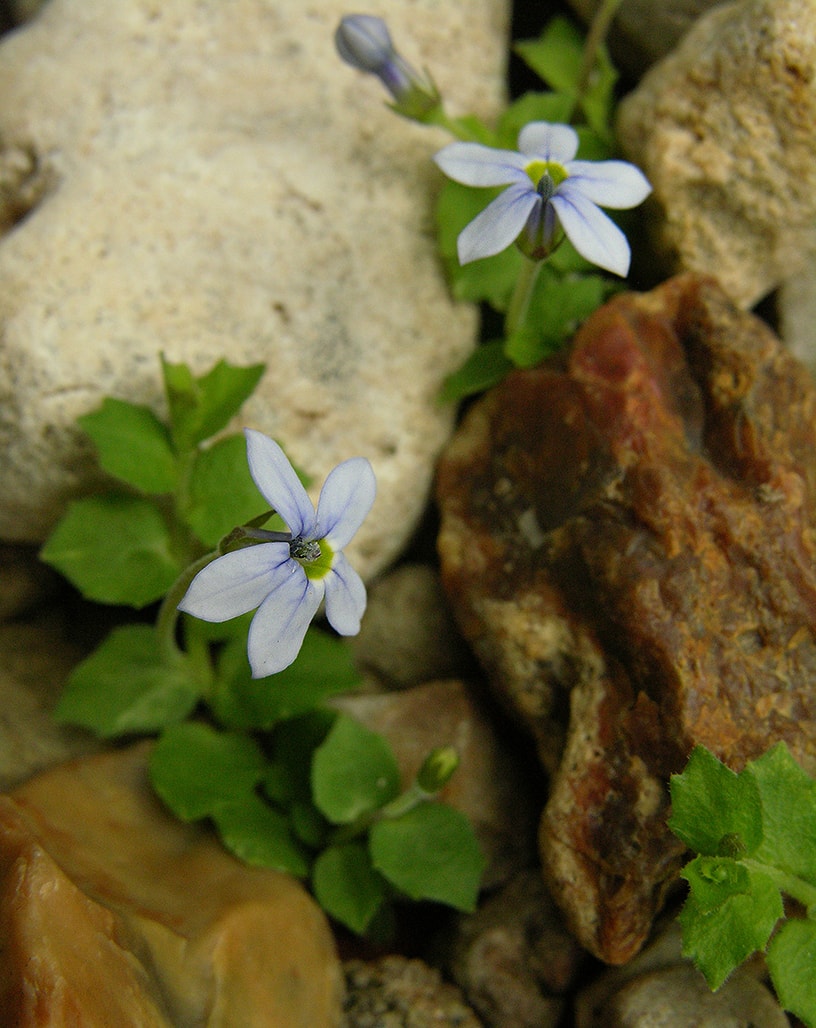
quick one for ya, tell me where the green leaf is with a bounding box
[515,18,584,95]
[78,398,178,494]
[436,180,522,310]
[150,721,267,821]
[678,864,783,990]
[289,800,330,849]
[210,628,361,731]
[40,493,180,607]
[669,745,763,856]
[767,918,816,1026]
[312,842,387,934]
[680,855,751,913]
[212,793,309,876]
[162,356,265,449]
[55,625,201,737]
[438,341,514,403]
[495,91,574,147]
[184,434,267,547]
[311,715,401,825]
[750,742,816,887]
[369,802,485,912]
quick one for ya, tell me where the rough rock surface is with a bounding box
[616,0,816,309]
[343,956,482,1028]
[446,870,585,1028]
[0,0,509,578]
[332,679,537,889]
[1,743,343,1025]
[437,274,816,963]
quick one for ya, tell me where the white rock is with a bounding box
[0,0,509,578]
[616,0,816,309]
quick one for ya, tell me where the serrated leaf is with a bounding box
[40,493,180,607]
[184,433,267,547]
[749,742,816,887]
[79,398,178,493]
[212,793,309,876]
[312,842,386,934]
[150,721,266,821]
[162,356,265,449]
[211,628,361,731]
[311,715,401,825]
[767,918,816,1026]
[669,745,763,856]
[678,865,782,990]
[438,341,513,403]
[369,802,485,912]
[55,625,201,737]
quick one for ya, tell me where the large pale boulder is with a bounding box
[0,0,509,577]
[616,0,816,309]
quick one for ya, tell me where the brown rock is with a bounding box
[1,743,343,1026]
[436,274,816,964]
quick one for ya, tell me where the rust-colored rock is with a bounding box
[436,274,816,964]
[0,743,343,1026]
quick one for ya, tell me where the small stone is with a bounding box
[2,743,343,1025]
[446,870,584,1028]
[778,250,816,374]
[332,679,537,889]
[616,0,816,308]
[351,564,475,690]
[436,274,816,963]
[343,955,482,1028]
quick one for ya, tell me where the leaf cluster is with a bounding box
[670,743,816,1025]
[42,358,485,935]
[435,16,622,401]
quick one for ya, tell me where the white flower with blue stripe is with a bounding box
[179,429,376,678]
[434,121,651,277]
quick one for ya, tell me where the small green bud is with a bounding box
[416,746,459,794]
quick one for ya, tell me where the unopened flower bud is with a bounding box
[335,14,441,122]
[416,746,459,794]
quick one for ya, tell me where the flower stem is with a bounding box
[423,105,486,143]
[505,256,542,336]
[570,0,623,123]
[329,782,436,847]
[156,550,218,662]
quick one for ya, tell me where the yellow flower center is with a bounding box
[525,160,568,193]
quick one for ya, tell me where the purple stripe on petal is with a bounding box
[457,183,539,264]
[178,542,290,622]
[551,190,631,277]
[563,161,652,209]
[316,457,376,549]
[247,565,324,677]
[433,142,528,187]
[518,122,579,163]
[324,552,367,635]
[244,429,315,538]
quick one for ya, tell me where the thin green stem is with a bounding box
[569,0,624,124]
[329,782,435,847]
[156,550,218,662]
[505,257,542,336]
[423,105,486,143]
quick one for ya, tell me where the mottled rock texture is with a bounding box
[617,0,816,309]
[1,743,343,1026]
[437,274,816,964]
[0,0,509,580]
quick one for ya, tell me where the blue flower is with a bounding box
[335,14,440,120]
[178,429,376,678]
[433,122,652,276]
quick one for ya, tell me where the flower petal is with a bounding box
[247,564,324,676]
[433,142,528,187]
[177,543,291,622]
[563,160,652,208]
[551,189,632,277]
[518,122,578,163]
[244,429,315,537]
[316,457,376,549]
[324,552,367,636]
[457,183,539,264]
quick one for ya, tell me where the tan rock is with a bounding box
[2,743,343,1026]
[0,0,510,580]
[617,0,816,308]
